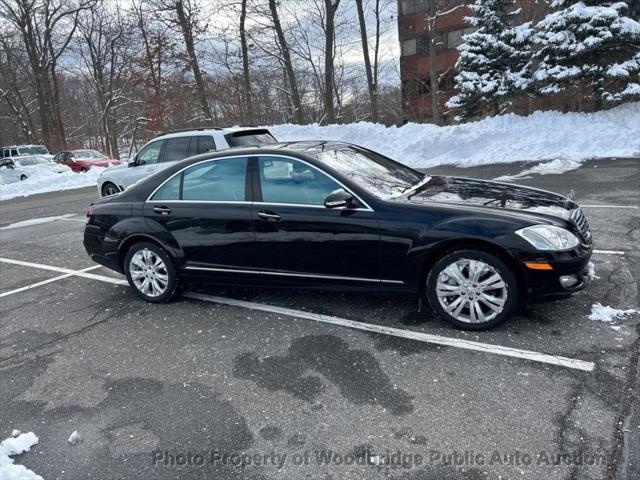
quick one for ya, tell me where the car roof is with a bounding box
[153,125,270,139]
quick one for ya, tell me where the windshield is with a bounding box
[74,150,105,159]
[225,130,277,147]
[18,146,49,155]
[313,146,425,198]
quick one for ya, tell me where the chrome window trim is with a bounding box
[146,153,375,212]
[184,265,403,284]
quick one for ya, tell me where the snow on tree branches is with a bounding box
[531,1,640,104]
[449,0,640,119]
[447,0,528,118]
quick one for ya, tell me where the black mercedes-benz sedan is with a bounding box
[84,141,593,330]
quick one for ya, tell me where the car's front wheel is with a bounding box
[19,175,27,181]
[426,250,519,330]
[124,242,179,303]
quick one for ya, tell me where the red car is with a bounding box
[54,149,122,172]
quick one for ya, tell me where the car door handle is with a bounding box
[257,211,281,221]
[152,205,171,215]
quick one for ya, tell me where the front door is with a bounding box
[252,155,380,285]
[144,156,255,271]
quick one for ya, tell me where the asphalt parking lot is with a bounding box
[1,158,638,480]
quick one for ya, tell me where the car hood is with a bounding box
[78,158,118,167]
[399,176,577,221]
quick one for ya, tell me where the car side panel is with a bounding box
[377,202,535,290]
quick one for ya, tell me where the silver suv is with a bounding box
[97,126,276,197]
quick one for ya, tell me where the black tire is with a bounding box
[19,175,27,181]
[426,250,519,330]
[124,241,179,303]
[101,182,120,197]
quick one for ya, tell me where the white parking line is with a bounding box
[0,265,102,298]
[0,257,128,286]
[0,256,595,372]
[593,249,626,255]
[581,205,639,209]
[0,214,85,231]
[184,292,595,372]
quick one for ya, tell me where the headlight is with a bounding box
[515,225,580,251]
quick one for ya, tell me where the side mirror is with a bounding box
[128,157,137,167]
[324,188,354,209]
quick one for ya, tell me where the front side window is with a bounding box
[163,137,191,163]
[258,157,341,206]
[182,157,248,201]
[137,140,163,166]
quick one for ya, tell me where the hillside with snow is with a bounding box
[271,102,640,168]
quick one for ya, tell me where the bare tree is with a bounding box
[239,0,253,123]
[322,0,340,124]
[268,0,304,124]
[76,3,135,158]
[355,0,385,122]
[173,0,212,122]
[425,1,465,125]
[0,0,95,151]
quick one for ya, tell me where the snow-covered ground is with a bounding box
[0,167,103,201]
[271,102,640,168]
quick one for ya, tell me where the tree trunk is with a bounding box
[355,0,377,122]
[322,0,340,125]
[175,0,212,122]
[239,0,253,123]
[269,0,304,124]
[427,16,441,125]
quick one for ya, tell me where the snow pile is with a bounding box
[494,158,585,181]
[270,102,640,168]
[0,166,104,201]
[67,431,81,445]
[589,303,638,322]
[0,431,43,480]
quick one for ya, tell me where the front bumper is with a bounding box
[517,247,593,303]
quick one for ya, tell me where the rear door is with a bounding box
[144,156,255,273]
[251,155,381,285]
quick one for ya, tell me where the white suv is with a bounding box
[97,126,276,197]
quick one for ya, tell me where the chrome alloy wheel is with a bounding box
[129,248,169,297]
[103,184,119,196]
[436,258,508,324]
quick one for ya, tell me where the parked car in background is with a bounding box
[97,126,276,197]
[84,141,592,330]
[0,158,29,184]
[54,150,122,173]
[12,155,69,174]
[1,144,53,159]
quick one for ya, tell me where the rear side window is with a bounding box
[151,174,181,200]
[225,130,276,147]
[186,136,216,157]
[182,157,248,201]
[163,137,191,163]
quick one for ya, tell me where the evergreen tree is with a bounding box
[530,1,640,106]
[447,0,529,119]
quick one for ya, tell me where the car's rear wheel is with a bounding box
[101,182,119,197]
[19,175,27,181]
[124,242,179,303]
[426,250,519,330]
